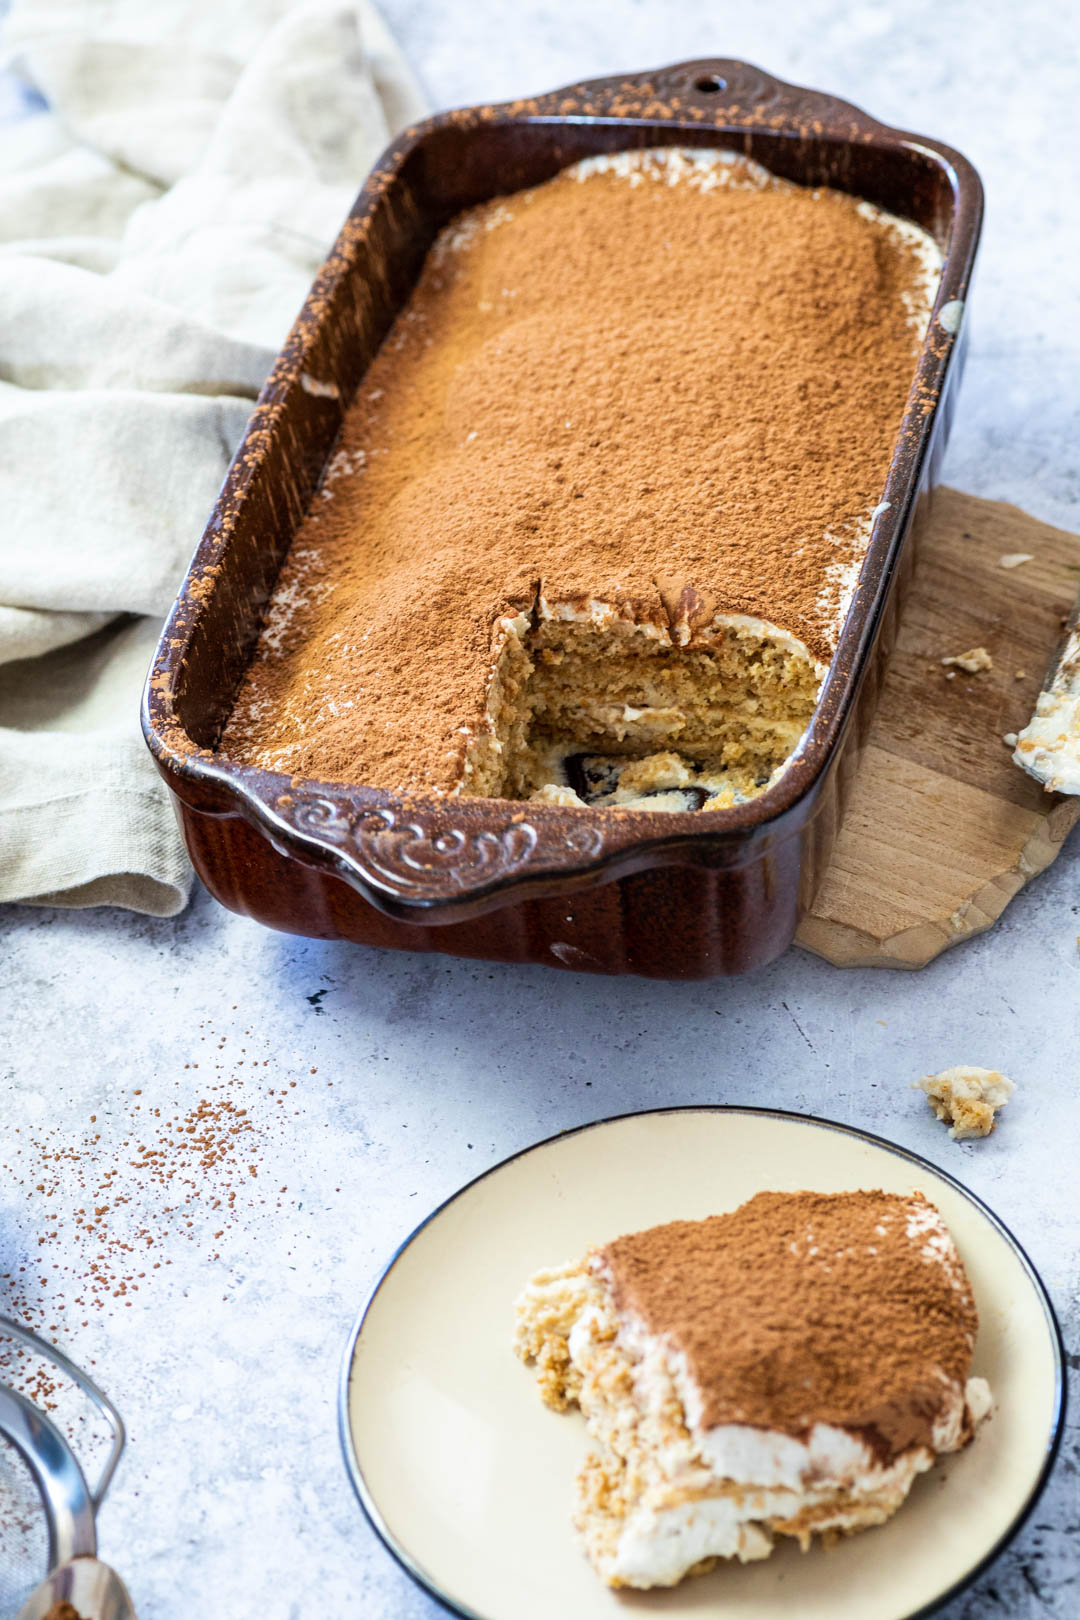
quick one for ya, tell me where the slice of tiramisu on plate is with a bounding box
[514,1189,991,1590]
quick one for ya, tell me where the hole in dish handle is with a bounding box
[693,73,727,94]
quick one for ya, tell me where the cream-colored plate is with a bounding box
[340,1108,1064,1620]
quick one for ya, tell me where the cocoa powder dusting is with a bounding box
[222,149,935,792]
[601,1189,977,1460]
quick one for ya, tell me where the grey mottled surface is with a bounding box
[1,2,1079,1617]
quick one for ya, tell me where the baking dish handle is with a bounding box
[526,58,890,140]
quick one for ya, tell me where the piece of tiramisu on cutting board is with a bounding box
[800,487,1080,969]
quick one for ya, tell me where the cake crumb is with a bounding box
[914,1066,1016,1140]
[1003,731,1018,747]
[998,552,1034,569]
[942,647,993,674]
[529,782,585,807]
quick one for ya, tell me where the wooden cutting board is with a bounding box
[798,487,1080,969]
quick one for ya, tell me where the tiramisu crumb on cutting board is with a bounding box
[942,646,994,674]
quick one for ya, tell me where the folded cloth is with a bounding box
[0,0,427,916]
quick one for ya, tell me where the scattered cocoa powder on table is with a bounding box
[0,1022,307,1402]
[223,146,933,792]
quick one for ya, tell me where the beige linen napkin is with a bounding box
[0,0,426,915]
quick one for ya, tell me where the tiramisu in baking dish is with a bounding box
[513,1189,991,1589]
[221,147,941,813]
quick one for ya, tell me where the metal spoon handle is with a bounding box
[18,1556,137,1620]
[0,1316,125,1510]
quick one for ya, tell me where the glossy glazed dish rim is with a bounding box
[142,58,984,923]
[337,1104,1067,1620]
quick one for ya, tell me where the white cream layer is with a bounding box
[1013,626,1080,794]
[567,1291,986,1586]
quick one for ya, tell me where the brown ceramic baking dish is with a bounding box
[142,59,983,978]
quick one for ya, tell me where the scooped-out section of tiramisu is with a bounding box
[513,1189,991,1589]
[221,147,942,814]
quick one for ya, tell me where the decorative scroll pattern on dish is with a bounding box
[277,798,605,900]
